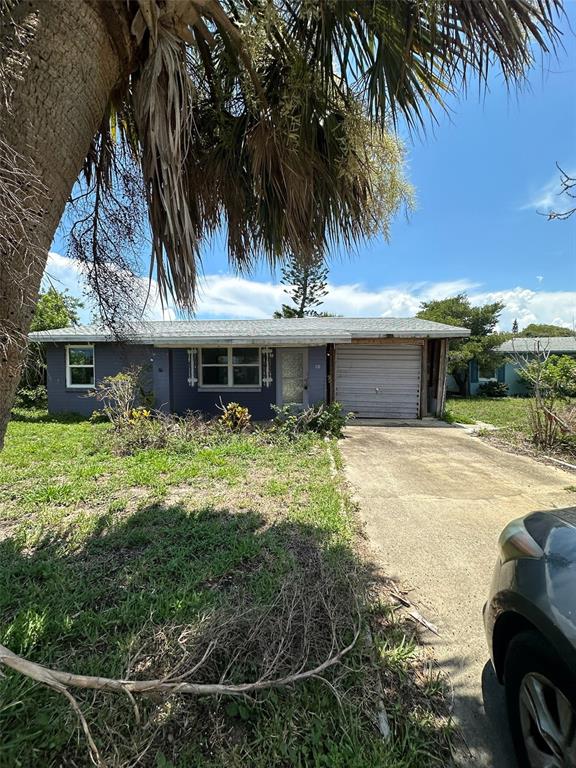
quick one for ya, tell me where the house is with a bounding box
[470,336,576,396]
[29,317,470,420]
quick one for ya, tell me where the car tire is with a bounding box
[504,630,576,768]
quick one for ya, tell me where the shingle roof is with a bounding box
[496,336,576,354]
[29,317,470,345]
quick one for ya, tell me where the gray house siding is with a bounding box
[46,343,153,416]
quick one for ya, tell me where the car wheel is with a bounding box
[504,630,576,768]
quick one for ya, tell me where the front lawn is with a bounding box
[0,412,452,767]
[444,397,533,431]
[445,397,576,464]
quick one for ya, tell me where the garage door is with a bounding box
[335,344,421,419]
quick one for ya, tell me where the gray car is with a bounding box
[484,508,576,768]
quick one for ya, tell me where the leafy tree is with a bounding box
[274,257,328,318]
[512,319,519,334]
[0,1,561,446]
[20,288,83,390]
[520,323,576,337]
[417,293,507,395]
[30,287,82,333]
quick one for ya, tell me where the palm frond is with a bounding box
[78,0,561,313]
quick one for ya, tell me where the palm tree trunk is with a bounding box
[0,0,129,447]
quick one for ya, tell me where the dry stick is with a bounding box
[0,628,359,767]
[0,633,358,697]
[388,586,440,636]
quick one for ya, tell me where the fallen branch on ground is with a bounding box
[0,564,362,767]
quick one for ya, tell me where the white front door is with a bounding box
[278,348,308,408]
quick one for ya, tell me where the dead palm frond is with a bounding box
[78,0,562,312]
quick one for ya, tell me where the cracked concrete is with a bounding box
[341,422,575,767]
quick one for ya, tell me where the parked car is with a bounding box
[484,509,576,768]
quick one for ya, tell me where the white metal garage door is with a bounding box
[335,344,421,419]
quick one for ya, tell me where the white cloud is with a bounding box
[45,252,176,322]
[521,169,576,213]
[43,252,576,332]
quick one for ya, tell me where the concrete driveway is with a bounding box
[341,422,575,767]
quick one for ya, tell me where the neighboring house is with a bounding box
[29,317,469,420]
[482,336,576,395]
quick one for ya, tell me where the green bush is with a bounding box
[477,381,508,398]
[519,354,576,399]
[14,385,47,409]
[271,401,352,439]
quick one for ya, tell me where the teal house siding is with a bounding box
[503,360,530,396]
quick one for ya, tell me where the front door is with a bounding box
[278,348,308,408]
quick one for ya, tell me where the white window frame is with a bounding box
[66,344,95,389]
[199,347,261,390]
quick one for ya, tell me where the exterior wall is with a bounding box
[502,361,529,396]
[47,343,329,419]
[153,348,171,412]
[169,348,278,420]
[46,343,154,416]
[307,346,327,405]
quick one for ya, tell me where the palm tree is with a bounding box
[0,0,562,445]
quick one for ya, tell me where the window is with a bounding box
[66,345,95,388]
[478,364,497,380]
[200,347,260,388]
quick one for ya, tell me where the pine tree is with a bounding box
[274,256,329,318]
[512,319,519,334]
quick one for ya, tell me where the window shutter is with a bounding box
[470,360,479,383]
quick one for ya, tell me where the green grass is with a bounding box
[0,412,452,767]
[444,397,534,430]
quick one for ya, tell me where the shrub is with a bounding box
[14,385,47,409]
[217,401,252,432]
[271,402,352,439]
[87,367,152,427]
[519,354,576,399]
[477,381,508,398]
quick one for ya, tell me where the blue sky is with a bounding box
[49,7,575,330]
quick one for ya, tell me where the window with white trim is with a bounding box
[200,347,260,388]
[66,345,95,388]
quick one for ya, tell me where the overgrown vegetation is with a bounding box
[513,349,576,452]
[519,354,576,399]
[271,402,352,439]
[445,396,576,462]
[0,413,453,767]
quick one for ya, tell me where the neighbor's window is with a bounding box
[479,364,496,380]
[66,345,95,387]
[200,347,260,387]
